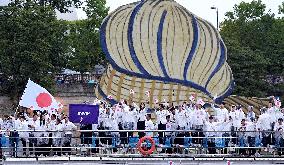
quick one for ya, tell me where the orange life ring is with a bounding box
[137,136,156,156]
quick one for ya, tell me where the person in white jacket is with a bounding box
[247,106,256,122]
[204,116,221,154]
[27,114,40,156]
[17,116,29,156]
[192,104,207,144]
[137,103,147,138]
[229,105,245,130]
[53,118,63,156]
[267,102,277,123]
[63,116,76,155]
[156,104,170,143]
[211,102,229,122]
[257,108,272,149]
[145,114,154,137]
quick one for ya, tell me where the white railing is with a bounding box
[0,130,282,159]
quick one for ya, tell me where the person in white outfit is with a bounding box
[246,106,256,122]
[174,106,187,130]
[53,118,63,156]
[18,116,29,156]
[27,114,40,156]
[246,120,257,156]
[267,102,277,123]
[62,116,76,155]
[156,104,170,143]
[257,108,272,149]
[145,114,154,137]
[192,104,207,144]
[204,116,220,154]
[211,102,229,122]
[230,105,245,130]
[137,103,147,138]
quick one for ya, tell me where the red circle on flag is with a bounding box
[36,93,52,108]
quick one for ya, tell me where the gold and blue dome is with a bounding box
[95,0,234,106]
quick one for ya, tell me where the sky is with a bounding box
[0,0,282,25]
[77,0,283,28]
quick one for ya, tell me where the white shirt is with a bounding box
[275,111,284,121]
[246,122,256,137]
[13,119,21,130]
[185,109,193,128]
[28,120,40,130]
[53,123,63,138]
[204,121,219,137]
[145,120,154,137]
[268,107,277,123]
[123,109,136,123]
[103,112,113,128]
[113,107,123,123]
[47,119,56,131]
[218,121,232,133]
[229,110,245,128]
[175,110,187,128]
[98,108,106,124]
[3,120,13,130]
[156,109,170,124]
[137,108,147,121]
[64,121,76,135]
[192,109,206,126]
[257,113,271,130]
[24,113,33,122]
[18,120,29,139]
[212,106,229,122]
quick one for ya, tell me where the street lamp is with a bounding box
[211,6,219,30]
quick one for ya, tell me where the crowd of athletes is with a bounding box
[0,98,283,157]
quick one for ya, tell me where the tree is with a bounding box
[0,0,69,102]
[221,0,284,98]
[66,0,109,76]
[29,0,82,13]
[279,2,284,14]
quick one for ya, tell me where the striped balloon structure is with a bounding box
[95,0,234,107]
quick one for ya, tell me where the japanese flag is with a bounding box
[163,99,169,106]
[189,94,195,101]
[107,95,113,100]
[197,98,205,106]
[145,91,150,97]
[19,79,59,111]
[154,98,159,104]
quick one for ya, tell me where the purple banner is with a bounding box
[69,104,99,124]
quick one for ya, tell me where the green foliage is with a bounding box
[84,0,109,27]
[221,0,284,98]
[225,0,266,21]
[65,0,109,74]
[33,0,82,13]
[0,0,68,100]
[0,0,109,100]
[279,2,284,14]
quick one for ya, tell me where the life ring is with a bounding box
[137,136,156,156]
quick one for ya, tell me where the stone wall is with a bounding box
[0,83,98,115]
